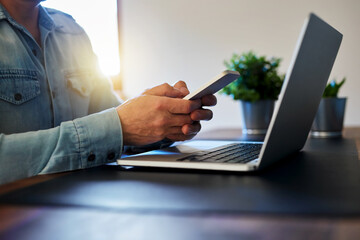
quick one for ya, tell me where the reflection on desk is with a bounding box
[0,127,360,240]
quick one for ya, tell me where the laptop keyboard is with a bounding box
[176,143,262,164]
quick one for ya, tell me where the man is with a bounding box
[0,0,217,184]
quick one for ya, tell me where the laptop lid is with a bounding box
[257,13,343,169]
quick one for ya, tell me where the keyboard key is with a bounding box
[176,143,262,164]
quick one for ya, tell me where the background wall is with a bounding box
[120,0,360,131]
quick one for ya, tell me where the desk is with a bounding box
[0,128,360,240]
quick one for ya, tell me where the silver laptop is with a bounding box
[117,13,343,172]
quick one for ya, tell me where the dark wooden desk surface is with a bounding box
[1,128,360,240]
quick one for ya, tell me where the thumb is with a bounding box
[143,83,184,98]
[173,80,190,97]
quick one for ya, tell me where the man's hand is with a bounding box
[116,83,199,146]
[116,81,217,146]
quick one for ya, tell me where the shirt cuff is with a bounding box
[73,108,123,168]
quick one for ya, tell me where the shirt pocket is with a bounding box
[64,69,95,118]
[64,69,94,97]
[0,69,40,105]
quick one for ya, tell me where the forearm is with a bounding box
[0,108,123,185]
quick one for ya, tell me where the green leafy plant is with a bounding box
[323,78,346,98]
[221,51,284,102]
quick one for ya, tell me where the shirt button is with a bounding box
[107,152,116,160]
[14,93,22,101]
[87,153,96,162]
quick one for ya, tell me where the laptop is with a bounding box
[117,13,343,172]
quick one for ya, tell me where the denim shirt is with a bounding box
[0,5,123,184]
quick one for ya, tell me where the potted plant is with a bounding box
[311,78,347,138]
[221,51,284,134]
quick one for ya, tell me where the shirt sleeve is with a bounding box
[0,108,123,185]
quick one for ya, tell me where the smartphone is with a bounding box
[183,70,240,100]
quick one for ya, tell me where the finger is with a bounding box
[165,114,193,127]
[173,81,190,97]
[201,94,217,106]
[190,109,213,121]
[166,126,184,135]
[182,122,201,135]
[143,83,184,98]
[166,98,202,114]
